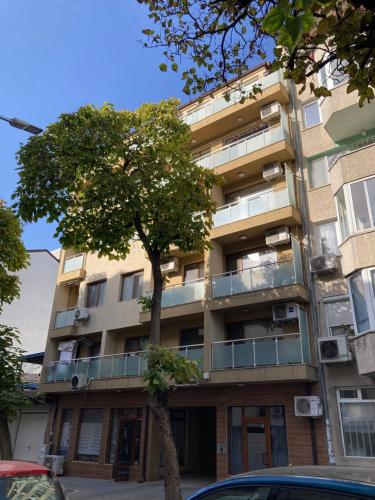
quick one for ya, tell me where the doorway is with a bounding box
[242,416,272,471]
[113,418,139,481]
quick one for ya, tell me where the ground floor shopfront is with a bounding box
[46,383,328,481]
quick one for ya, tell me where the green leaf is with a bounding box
[263,7,285,34]
[171,62,178,72]
[142,28,155,36]
[159,63,168,72]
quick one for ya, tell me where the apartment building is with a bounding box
[39,64,375,481]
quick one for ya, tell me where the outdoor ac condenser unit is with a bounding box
[71,373,88,390]
[260,101,281,121]
[294,396,323,417]
[160,257,179,274]
[44,455,64,475]
[310,254,337,274]
[272,302,298,322]
[319,335,352,363]
[265,226,290,246]
[262,162,284,182]
[74,307,90,321]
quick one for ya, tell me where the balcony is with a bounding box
[54,308,76,328]
[44,344,204,384]
[57,253,86,285]
[182,70,289,145]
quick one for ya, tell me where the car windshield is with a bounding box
[0,474,64,499]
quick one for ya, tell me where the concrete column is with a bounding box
[100,330,116,356]
[216,405,228,480]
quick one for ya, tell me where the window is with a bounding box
[316,222,339,255]
[336,187,350,240]
[183,262,204,282]
[227,248,276,272]
[58,409,74,456]
[324,297,355,337]
[310,156,329,188]
[197,486,271,499]
[107,408,142,465]
[86,280,106,307]
[349,268,375,334]
[303,100,321,128]
[76,408,103,462]
[120,271,143,301]
[338,388,375,458]
[319,59,348,90]
[282,486,367,500]
[125,335,149,353]
[180,327,204,346]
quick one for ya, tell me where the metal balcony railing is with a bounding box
[44,344,204,383]
[54,308,76,328]
[145,278,205,308]
[63,254,84,273]
[182,70,283,126]
[212,333,305,370]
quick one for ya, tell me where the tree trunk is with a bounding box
[149,251,163,345]
[148,393,182,500]
[0,415,13,459]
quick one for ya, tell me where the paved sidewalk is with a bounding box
[60,475,212,500]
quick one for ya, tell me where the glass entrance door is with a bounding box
[113,418,137,481]
[243,417,272,471]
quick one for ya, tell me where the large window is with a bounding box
[316,221,339,255]
[57,409,74,456]
[303,100,321,128]
[86,280,106,307]
[338,388,375,458]
[76,408,104,462]
[349,268,375,334]
[324,296,354,337]
[310,156,329,188]
[120,271,143,301]
[336,176,375,240]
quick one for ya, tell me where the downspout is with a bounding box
[289,81,336,464]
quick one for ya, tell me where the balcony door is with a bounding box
[242,416,272,471]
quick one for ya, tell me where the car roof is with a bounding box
[187,467,375,500]
[0,461,50,477]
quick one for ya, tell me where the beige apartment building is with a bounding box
[40,64,375,481]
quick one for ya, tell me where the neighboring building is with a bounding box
[39,65,375,481]
[0,249,59,462]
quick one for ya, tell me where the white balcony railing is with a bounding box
[63,254,84,273]
[182,70,284,126]
[213,186,290,228]
[145,278,205,309]
[54,308,76,328]
[212,333,304,370]
[45,344,204,383]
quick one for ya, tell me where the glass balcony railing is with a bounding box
[44,344,204,383]
[146,278,205,309]
[63,254,84,273]
[212,333,305,370]
[54,308,76,328]
[213,186,290,228]
[182,70,283,126]
[195,124,287,170]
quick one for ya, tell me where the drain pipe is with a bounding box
[289,81,336,464]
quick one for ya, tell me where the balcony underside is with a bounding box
[209,283,309,312]
[215,140,294,185]
[39,376,145,393]
[49,325,77,339]
[139,300,204,323]
[208,364,317,384]
[191,82,289,146]
[211,206,301,245]
[57,268,86,286]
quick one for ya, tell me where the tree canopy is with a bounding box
[139,0,375,105]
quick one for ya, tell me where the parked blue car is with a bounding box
[187,466,375,499]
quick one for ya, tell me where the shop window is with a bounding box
[57,409,74,456]
[76,409,104,462]
[338,388,375,457]
[107,408,142,465]
[121,271,144,301]
[86,280,106,308]
[324,296,355,337]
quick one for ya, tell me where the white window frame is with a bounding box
[337,387,375,459]
[318,59,349,91]
[348,267,375,335]
[323,295,354,337]
[315,220,340,256]
[309,155,330,189]
[303,99,322,129]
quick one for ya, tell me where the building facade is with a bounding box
[40,65,375,480]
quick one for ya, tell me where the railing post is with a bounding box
[124,354,128,377]
[110,356,114,379]
[275,337,279,365]
[185,346,188,359]
[230,272,233,295]
[299,334,304,363]
[253,339,256,367]
[231,342,235,369]
[138,354,141,376]
[211,343,214,371]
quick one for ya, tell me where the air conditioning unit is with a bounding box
[160,257,179,274]
[310,254,337,274]
[319,335,352,363]
[44,455,64,475]
[71,373,88,390]
[294,396,323,417]
[263,162,284,182]
[74,307,90,321]
[260,101,281,121]
[273,302,298,322]
[265,226,290,246]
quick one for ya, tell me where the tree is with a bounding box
[139,1,375,105]
[13,99,218,500]
[0,203,28,458]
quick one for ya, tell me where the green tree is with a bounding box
[0,202,28,458]
[139,0,375,105]
[13,99,218,499]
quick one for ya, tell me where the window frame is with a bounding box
[86,279,106,308]
[120,271,144,302]
[75,408,104,462]
[183,261,204,282]
[309,156,330,189]
[348,267,375,335]
[323,295,355,337]
[315,220,340,256]
[303,99,322,129]
[337,387,375,459]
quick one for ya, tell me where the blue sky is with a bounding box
[1,0,187,250]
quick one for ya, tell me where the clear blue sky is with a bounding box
[0,0,188,250]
